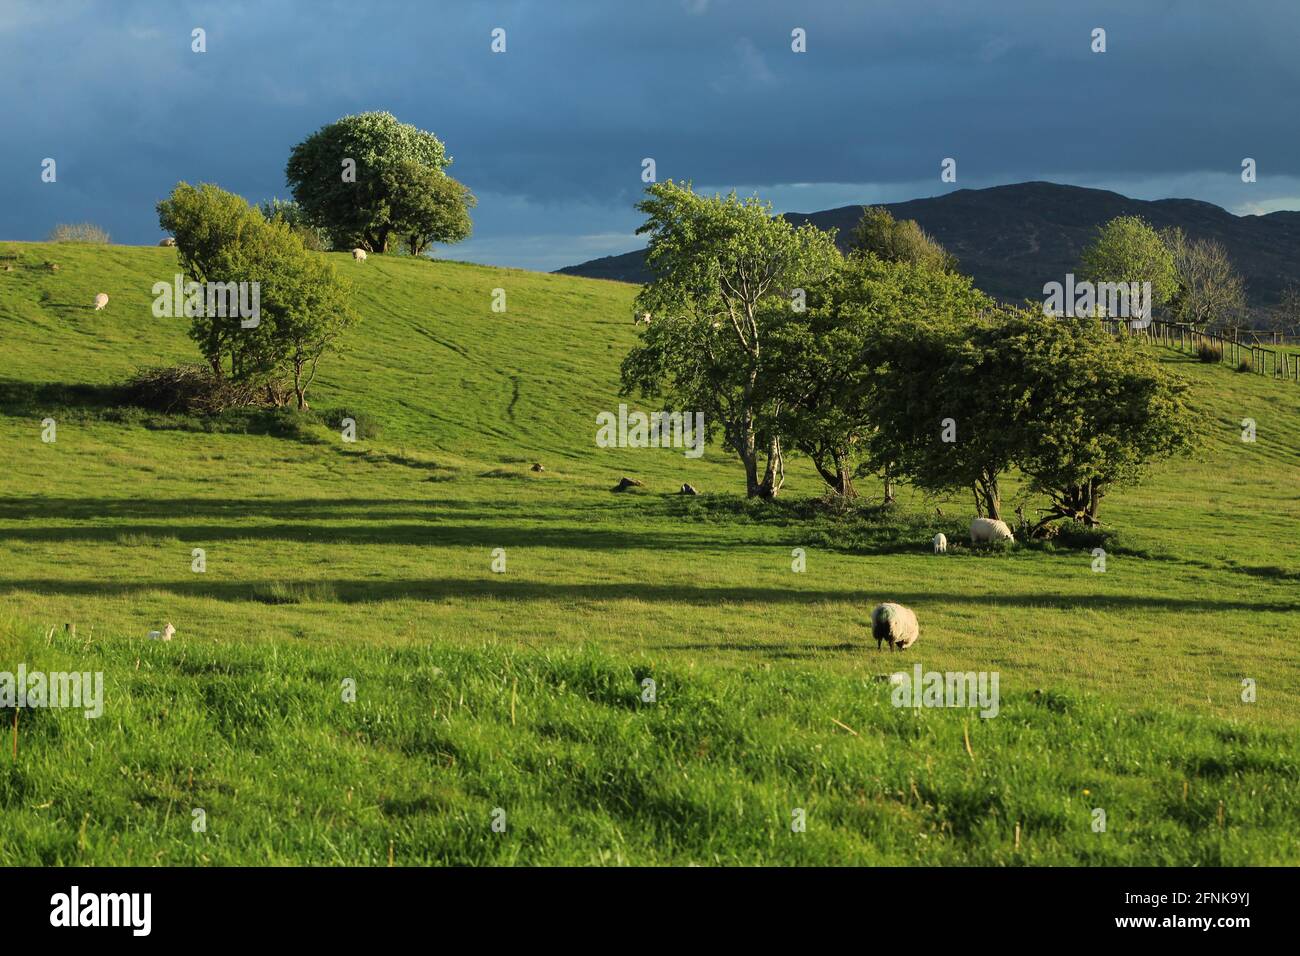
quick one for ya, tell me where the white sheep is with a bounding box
[970,517,1014,545]
[93,293,109,311]
[159,237,176,247]
[634,311,651,325]
[352,248,367,261]
[932,532,947,554]
[147,622,176,642]
[871,602,919,651]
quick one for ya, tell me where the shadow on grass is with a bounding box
[1,578,1296,614]
[0,522,743,550]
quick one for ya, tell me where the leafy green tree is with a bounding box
[773,254,989,499]
[843,305,1196,526]
[864,314,1020,520]
[157,183,358,407]
[158,183,278,380]
[998,309,1199,528]
[849,206,958,272]
[1079,215,1178,318]
[380,160,476,256]
[621,181,840,498]
[266,230,358,409]
[285,111,453,253]
[259,198,330,251]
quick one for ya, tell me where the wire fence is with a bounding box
[1101,318,1300,383]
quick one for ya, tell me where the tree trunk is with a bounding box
[739,426,762,498]
[758,436,784,499]
[811,448,858,498]
[976,471,1001,521]
[832,449,857,499]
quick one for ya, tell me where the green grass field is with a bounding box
[1,240,1297,864]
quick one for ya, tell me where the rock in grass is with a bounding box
[611,476,643,492]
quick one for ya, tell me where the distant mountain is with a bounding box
[556,181,1300,310]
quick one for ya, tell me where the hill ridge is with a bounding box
[557,181,1300,312]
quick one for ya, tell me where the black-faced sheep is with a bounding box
[871,602,919,651]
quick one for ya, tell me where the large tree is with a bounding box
[621,181,840,498]
[285,112,461,254]
[157,183,280,381]
[157,183,358,407]
[773,253,990,499]
[999,308,1200,528]
[864,314,1020,521]
[1079,215,1179,321]
[1161,227,1247,333]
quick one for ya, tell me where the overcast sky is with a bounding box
[3,0,1299,271]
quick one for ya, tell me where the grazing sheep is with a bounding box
[679,483,699,495]
[352,248,367,261]
[932,532,947,554]
[634,311,651,325]
[159,237,176,247]
[147,622,176,642]
[970,517,1014,545]
[93,293,109,311]
[871,602,919,651]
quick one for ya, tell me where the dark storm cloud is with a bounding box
[1,0,1297,269]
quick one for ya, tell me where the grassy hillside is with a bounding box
[1,240,1297,864]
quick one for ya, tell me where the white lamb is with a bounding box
[147,622,176,642]
[932,532,947,554]
[352,248,367,261]
[93,293,109,311]
[970,517,1014,545]
[871,602,919,651]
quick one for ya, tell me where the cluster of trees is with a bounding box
[1078,214,1247,333]
[149,114,477,410]
[622,182,1199,529]
[157,183,358,410]
[285,111,476,256]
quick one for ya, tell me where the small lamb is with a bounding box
[932,532,948,554]
[147,622,176,642]
[871,603,919,651]
[352,248,368,261]
[93,293,109,311]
